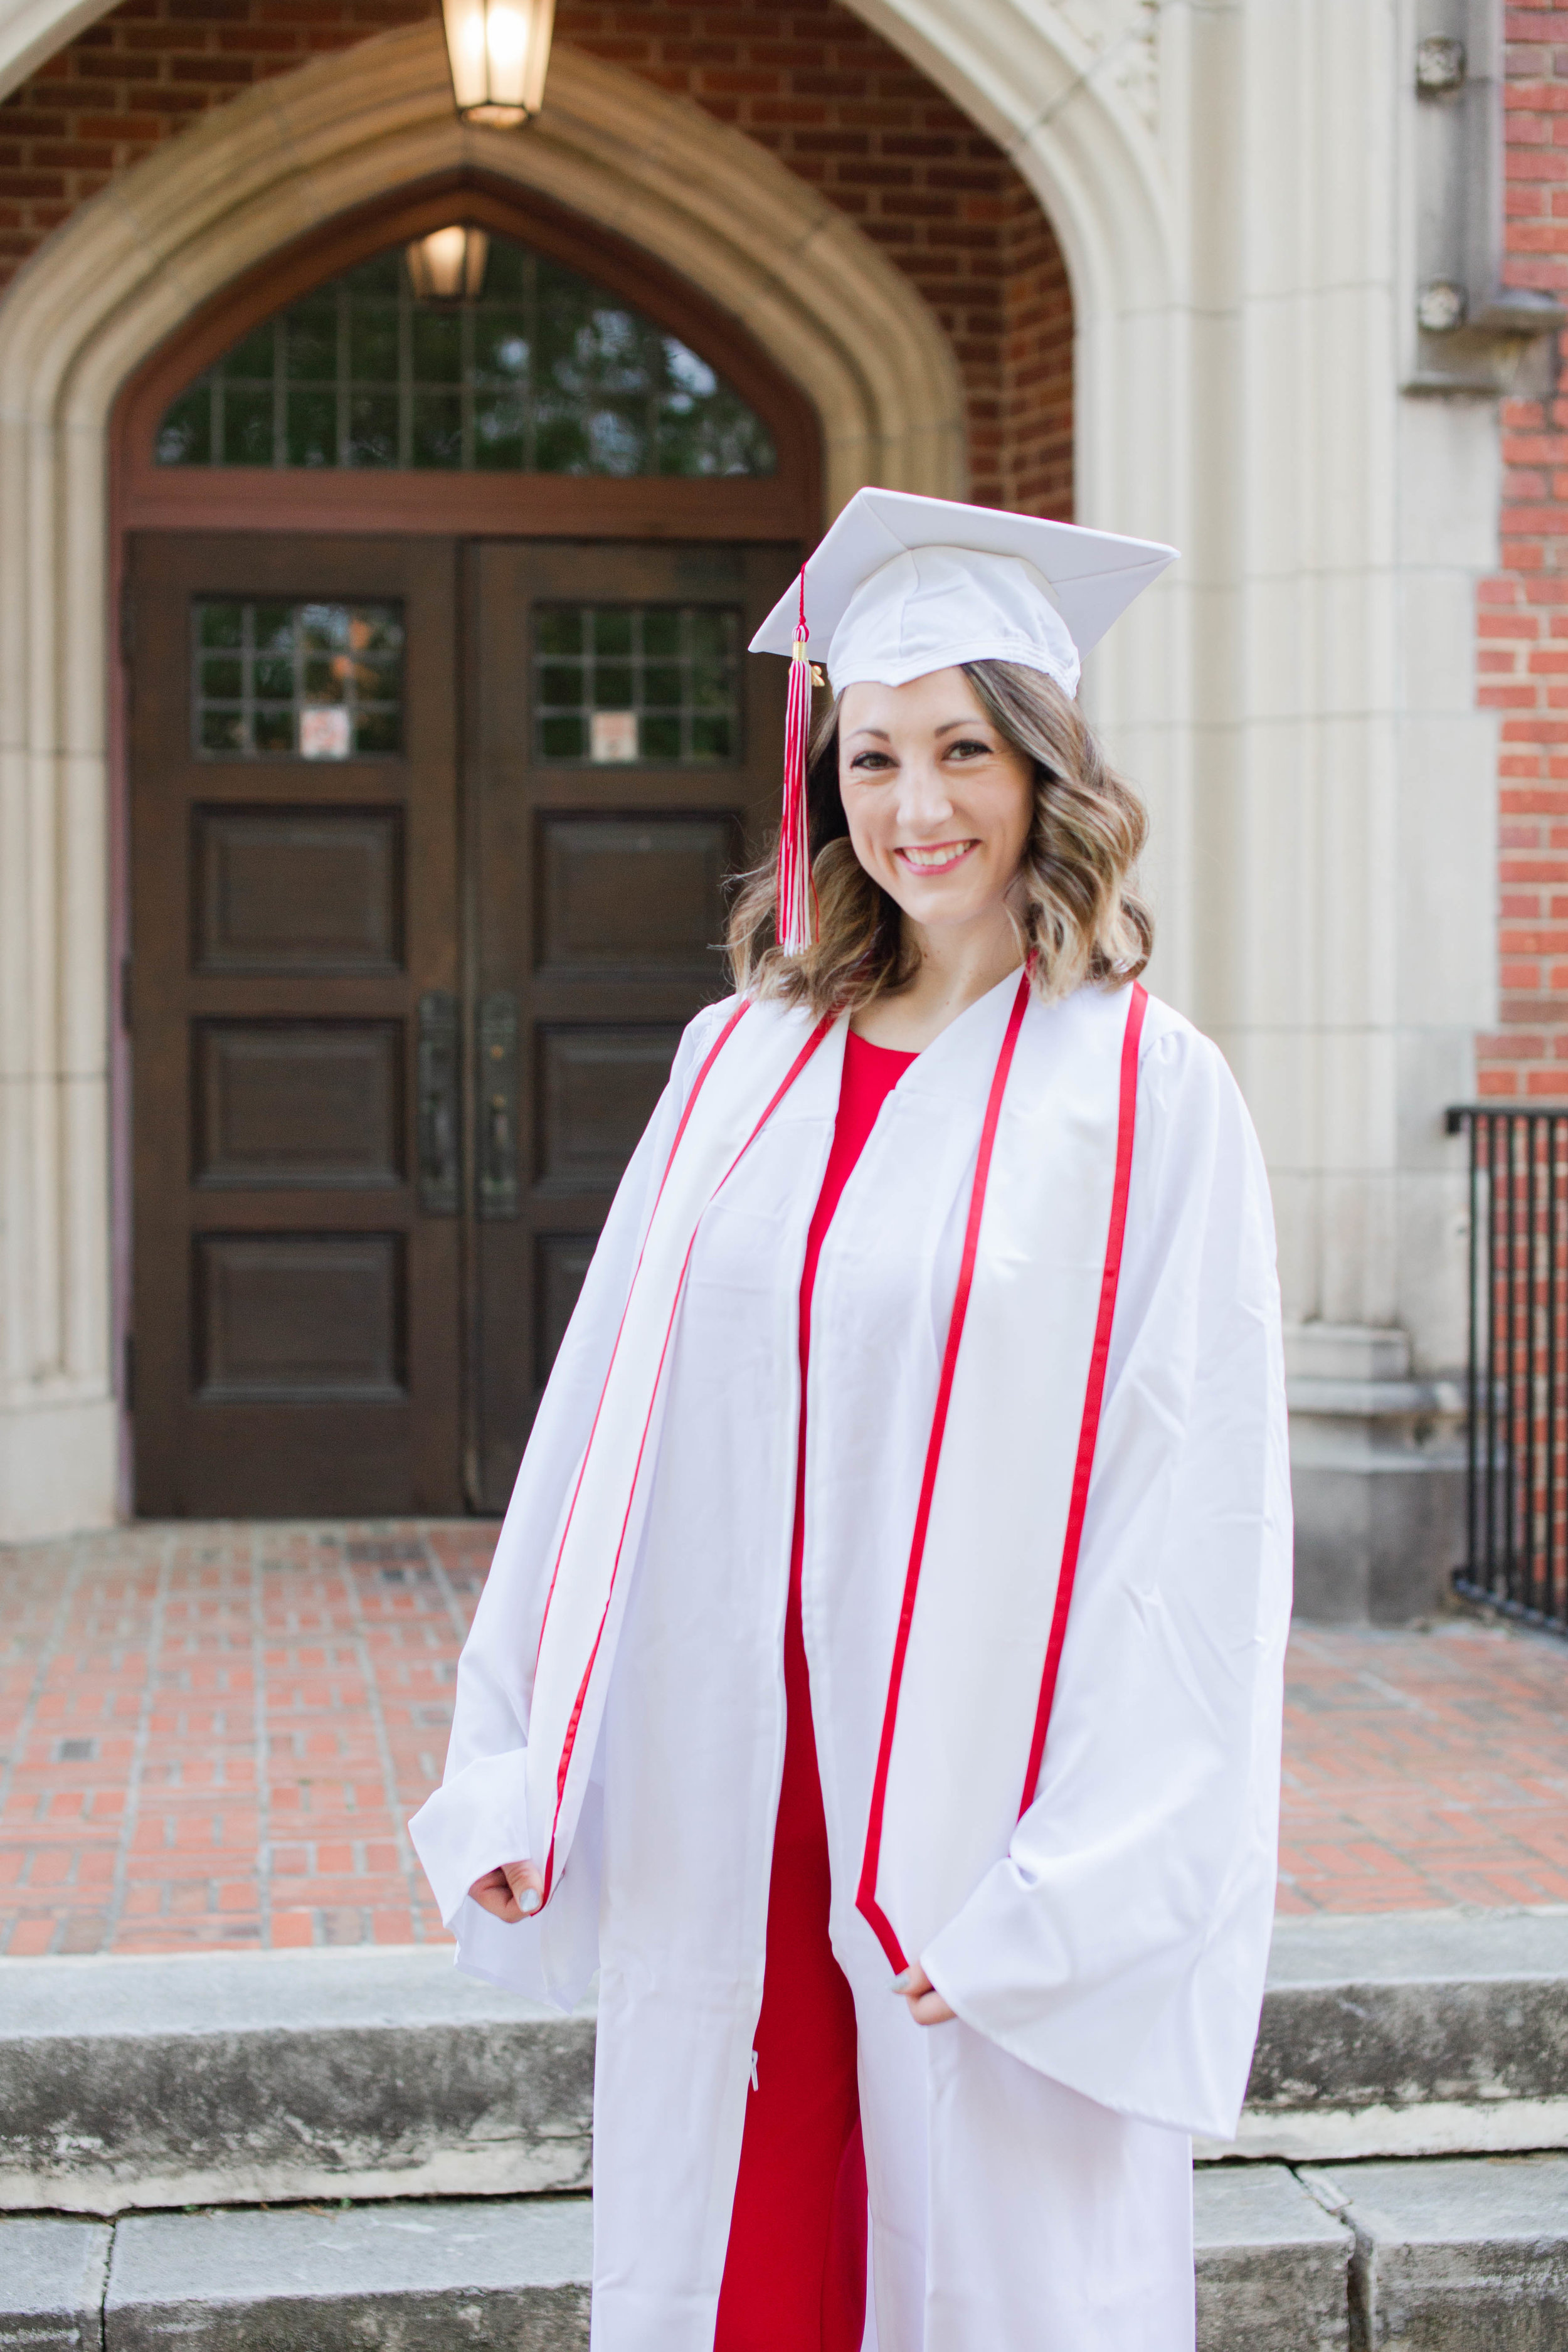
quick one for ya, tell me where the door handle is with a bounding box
[416,989,460,1216]
[478,990,521,1219]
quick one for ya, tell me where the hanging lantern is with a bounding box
[405,225,490,304]
[442,0,555,126]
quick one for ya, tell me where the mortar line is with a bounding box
[100,2216,115,2352]
[339,1534,427,1942]
[0,1534,83,1952]
[249,1524,272,1947]
[426,1524,479,1651]
[107,1533,172,1954]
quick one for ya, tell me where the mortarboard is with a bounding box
[750,489,1178,953]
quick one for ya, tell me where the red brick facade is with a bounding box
[0,0,1073,517]
[1480,7,1568,1095]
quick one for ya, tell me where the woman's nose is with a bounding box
[895,760,955,830]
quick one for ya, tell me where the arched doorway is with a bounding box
[115,177,821,1517]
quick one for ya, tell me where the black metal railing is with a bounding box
[1447,1104,1568,1634]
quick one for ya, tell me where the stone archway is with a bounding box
[0,23,974,1534]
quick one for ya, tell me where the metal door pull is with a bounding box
[478,990,521,1219]
[416,989,460,1216]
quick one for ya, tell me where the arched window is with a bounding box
[155,229,777,479]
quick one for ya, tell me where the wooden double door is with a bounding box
[127,531,794,1517]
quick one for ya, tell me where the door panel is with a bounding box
[129,533,462,1517]
[192,805,406,971]
[466,539,797,1509]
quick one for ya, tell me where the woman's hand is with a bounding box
[891,1963,956,2026]
[468,1859,544,1922]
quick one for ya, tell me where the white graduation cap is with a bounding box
[750,486,1178,699]
[752,489,1178,953]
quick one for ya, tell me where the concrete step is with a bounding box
[0,2176,1340,2350]
[2,1908,1564,2214]
[4,2162,1562,2349]
[0,1946,595,2214]
[1192,2163,1353,2351]
[1301,2153,1568,2348]
[0,2217,111,2349]
[6,2164,1560,2352]
[1205,1907,1568,2164]
[102,2197,592,2350]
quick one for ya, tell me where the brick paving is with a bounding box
[1,1522,1565,1956]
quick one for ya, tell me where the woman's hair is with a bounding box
[726,659,1153,1015]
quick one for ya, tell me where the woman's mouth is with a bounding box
[895,840,977,874]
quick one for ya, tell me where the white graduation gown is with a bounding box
[410,972,1292,2352]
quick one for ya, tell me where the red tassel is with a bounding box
[776,567,817,956]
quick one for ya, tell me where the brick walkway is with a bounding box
[1,1522,1565,1956]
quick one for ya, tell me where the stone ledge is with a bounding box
[5,1912,1567,2212]
[1287,1376,1467,1420]
[0,2215,111,2349]
[103,2198,592,2352]
[1193,2165,1352,2352]
[1,2183,1350,2352]
[4,2163,1565,2348]
[1302,2153,1568,2344]
[0,1946,595,2214]
[1208,1908,1568,2162]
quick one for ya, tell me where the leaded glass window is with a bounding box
[193,601,404,758]
[157,235,776,478]
[534,607,740,762]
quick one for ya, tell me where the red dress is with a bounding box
[714,1032,918,2352]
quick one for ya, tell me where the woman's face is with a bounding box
[837,667,1034,938]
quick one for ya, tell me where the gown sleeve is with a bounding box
[408,999,736,1971]
[919,1014,1293,2143]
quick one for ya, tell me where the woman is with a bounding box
[411,489,1291,2352]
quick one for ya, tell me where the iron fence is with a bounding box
[1446,1104,1568,1634]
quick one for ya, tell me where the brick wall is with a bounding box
[0,0,1074,517]
[1479,8,1568,1096]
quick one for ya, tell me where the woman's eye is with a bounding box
[947,738,993,760]
[849,751,894,773]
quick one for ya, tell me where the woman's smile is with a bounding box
[896,839,978,873]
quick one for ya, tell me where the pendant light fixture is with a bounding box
[441,0,556,126]
[405,224,490,304]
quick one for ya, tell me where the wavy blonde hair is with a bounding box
[726,660,1152,1015]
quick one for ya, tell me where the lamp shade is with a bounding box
[442,0,555,124]
[405,225,490,303]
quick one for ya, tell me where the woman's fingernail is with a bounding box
[889,1968,917,1994]
[519,1889,541,1915]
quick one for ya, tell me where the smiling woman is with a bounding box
[727,657,1152,1034]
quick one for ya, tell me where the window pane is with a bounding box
[192,600,405,760]
[221,389,274,467]
[157,387,210,465]
[349,302,400,384]
[411,391,464,469]
[474,309,529,381]
[346,394,398,468]
[412,308,463,384]
[156,232,775,477]
[285,300,337,384]
[474,398,526,469]
[536,610,583,657]
[287,389,337,467]
[200,603,244,651]
[221,325,276,381]
[534,606,741,764]
[540,714,586,759]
